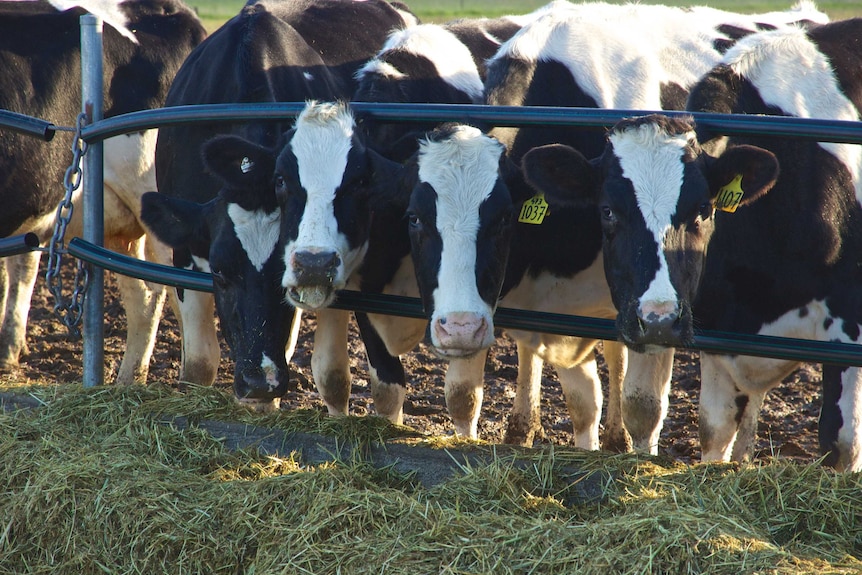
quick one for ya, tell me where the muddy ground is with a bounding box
[8,261,823,466]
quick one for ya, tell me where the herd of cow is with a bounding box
[1,0,860,472]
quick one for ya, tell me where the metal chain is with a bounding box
[45,112,91,338]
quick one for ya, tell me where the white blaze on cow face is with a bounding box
[282,102,366,310]
[227,203,280,272]
[610,121,693,320]
[418,125,505,356]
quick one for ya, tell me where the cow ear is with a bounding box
[140,191,209,249]
[201,135,275,188]
[521,143,601,206]
[706,144,779,210]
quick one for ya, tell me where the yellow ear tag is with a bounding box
[714,174,745,213]
[518,193,550,224]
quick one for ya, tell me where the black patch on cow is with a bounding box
[819,363,846,468]
[476,179,516,308]
[734,394,749,425]
[660,82,690,111]
[446,17,523,79]
[355,312,406,388]
[407,181,442,317]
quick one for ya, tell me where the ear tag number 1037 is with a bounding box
[518,194,550,224]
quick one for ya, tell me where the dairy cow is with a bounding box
[0,0,206,383]
[141,0,414,409]
[418,0,829,451]
[523,19,862,471]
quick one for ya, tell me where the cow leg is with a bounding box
[729,390,766,462]
[820,364,862,472]
[602,340,632,452]
[505,343,543,446]
[557,354,602,450]
[0,251,41,370]
[360,312,428,424]
[700,353,800,462]
[311,308,352,416]
[355,311,406,424]
[444,350,488,438]
[111,235,167,385]
[175,288,221,386]
[622,348,674,455]
[0,259,7,328]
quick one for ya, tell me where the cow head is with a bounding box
[276,101,401,311]
[141,137,297,410]
[406,124,512,357]
[522,114,778,351]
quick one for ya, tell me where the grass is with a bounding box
[185,0,861,33]
[1,383,860,574]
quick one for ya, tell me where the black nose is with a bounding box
[293,251,340,285]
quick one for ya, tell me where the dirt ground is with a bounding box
[9,259,823,466]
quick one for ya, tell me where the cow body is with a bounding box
[523,19,862,471]
[685,20,862,471]
[143,0,412,408]
[0,0,206,383]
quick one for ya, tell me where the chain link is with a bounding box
[45,112,91,338]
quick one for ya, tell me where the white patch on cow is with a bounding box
[723,27,862,203]
[260,354,279,393]
[357,24,483,102]
[490,2,829,110]
[283,102,365,289]
[393,6,419,28]
[610,121,694,309]
[418,125,504,333]
[45,0,139,43]
[187,256,212,273]
[227,204,280,272]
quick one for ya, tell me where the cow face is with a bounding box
[522,114,778,351]
[141,137,297,409]
[407,124,511,357]
[277,101,399,311]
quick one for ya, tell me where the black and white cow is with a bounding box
[523,19,862,471]
[0,0,206,383]
[141,0,414,409]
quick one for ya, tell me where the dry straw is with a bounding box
[1,383,859,574]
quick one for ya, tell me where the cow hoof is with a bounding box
[602,429,634,453]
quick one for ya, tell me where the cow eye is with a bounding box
[600,205,616,223]
[699,201,714,220]
[406,212,421,229]
[210,267,227,287]
[274,175,287,197]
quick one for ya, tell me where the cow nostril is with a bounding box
[293,251,341,284]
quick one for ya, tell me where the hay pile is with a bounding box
[1,383,860,574]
